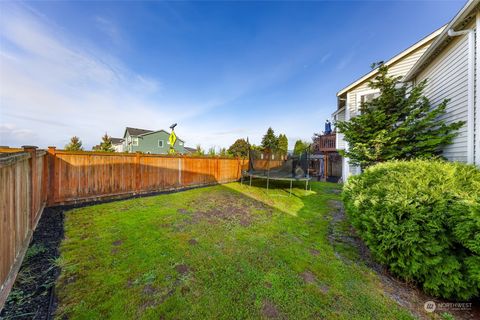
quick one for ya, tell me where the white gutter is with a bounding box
[448,27,475,164]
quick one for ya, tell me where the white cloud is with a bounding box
[0,3,330,151]
[0,3,218,149]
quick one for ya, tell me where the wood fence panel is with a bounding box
[1,148,246,308]
[138,156,179,191]
[49,152,246,205]
[0,151,48,308]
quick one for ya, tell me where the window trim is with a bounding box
[355,89,379,116]
[158,140,164,148]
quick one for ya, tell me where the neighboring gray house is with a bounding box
[110,138,125,153]
[115,127,187,154]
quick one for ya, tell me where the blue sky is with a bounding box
[0,0,466,150]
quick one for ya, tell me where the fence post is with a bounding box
[135,152,141,192]
[178,156,182,187]
[47,146,56,205]
[22,146,37,228]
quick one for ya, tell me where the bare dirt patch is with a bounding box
[300,271,317,284]
[261,299,281,319]
[309,248,320,256]
[185,190,269,227]
[175,264,190,275]
[143,284,157,295]
[177,208,190,215]
[188,239,198,245]
[112,239,123,246]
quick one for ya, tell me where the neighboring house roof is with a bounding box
[405,0,479,81]
[184,147,197,153]
[122,127,185,143]
[124,127,154,137]
[110,138,124,145]
[337,25,445,97]
[139,129,184,143]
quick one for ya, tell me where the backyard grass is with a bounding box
[55,181,413,319]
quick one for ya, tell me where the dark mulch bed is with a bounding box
[0,207,64,320]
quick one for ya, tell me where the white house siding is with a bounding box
[416,33,470,163]
[333,108,346,149]
[335,42,434,178]
[345,44,433,120]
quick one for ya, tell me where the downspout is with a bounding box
[448,27,475,164]
[476,12,480,166]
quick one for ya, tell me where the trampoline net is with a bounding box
[248,150,310,179]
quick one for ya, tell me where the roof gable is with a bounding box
[337,26,445,97]
[124,127,154,137]
[405,0,479,81]
[110,138,124,145]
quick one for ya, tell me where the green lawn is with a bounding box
[56,181,413,319]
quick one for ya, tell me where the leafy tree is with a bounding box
[228,138,249,158]
[336,63,465,168]
[219,147,229,157]
[193,144,205,156]
[65,136,83,151]
[293,140,309,155]
[208,147,216,156]
[277,134,288,157]
[261,127,278,152]
[95,133,115,152]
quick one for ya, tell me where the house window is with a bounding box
[132,137,138,146]
[158,140,164,148]
[356,91,380,115]
[179,142,183,146]
[360,93,379,104]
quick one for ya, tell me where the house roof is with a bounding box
[123,127,185,143]
[110,138,124,145]
[140,129,184,142]
[124,127,154,137]
[405,0,479,81]
[337,25,445,97]
[184,146,197,153]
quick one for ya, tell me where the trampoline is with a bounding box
[241,149,312,195]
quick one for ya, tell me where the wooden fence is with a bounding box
[0,146,247,308]
[0,148,48,308]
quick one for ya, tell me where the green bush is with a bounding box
[343,160,480,300]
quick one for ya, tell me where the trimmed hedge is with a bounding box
[343,160,480,300]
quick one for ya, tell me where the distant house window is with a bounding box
[179,142,183,146]
[132,137,138,146]
[158,140,164,148]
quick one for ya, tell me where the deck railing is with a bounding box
[312,133,336,152]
